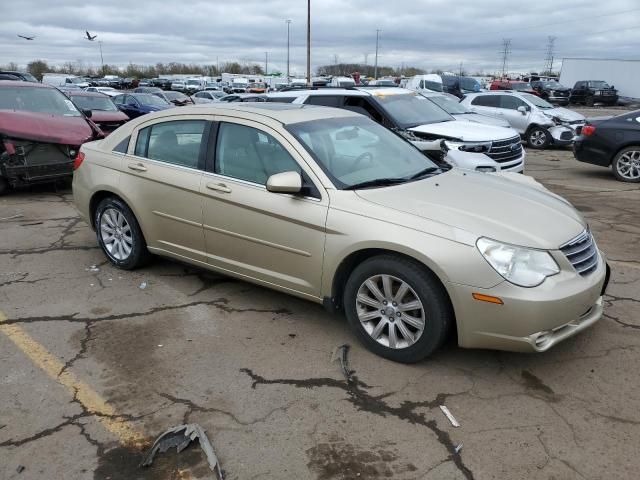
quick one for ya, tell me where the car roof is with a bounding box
[164,103,360,125]
[67,90,110,97]
[268,87,414,98]
[0,80,51,89]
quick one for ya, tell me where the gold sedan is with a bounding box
[73,104,609,362]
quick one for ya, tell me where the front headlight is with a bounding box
[444,140,492,153]
[477,238,559,287]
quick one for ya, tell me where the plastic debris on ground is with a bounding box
[139,281,147,289]
[439,405,460,427]
[140,423,224,479]
[86,265,100,272]
[332,344,354,382]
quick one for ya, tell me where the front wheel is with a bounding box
[94,197,150,269]
[527,127,551,149]
[585,96,595,107]
[612,146,640,183]
[343,255,453,363]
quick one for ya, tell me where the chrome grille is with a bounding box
[487,136,523,163]
[560,230,599,276]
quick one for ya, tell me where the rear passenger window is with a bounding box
[471,95,499,107]
[499,95,526,110]
[306,95,342,107]
[113,136,130,154]
[134,120,205,169]
[215,123,300,185]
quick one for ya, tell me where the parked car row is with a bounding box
[489,78,618,106]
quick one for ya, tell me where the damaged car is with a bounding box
[0,80,103,195]
[66,90,129,136]
[461,91,585,149]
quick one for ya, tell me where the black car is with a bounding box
[530,80,571,105]
[440,75,481,99]
[0,71,38,82]
[570,80,618,106]
[573,110,640,182]
[151,78,173,90]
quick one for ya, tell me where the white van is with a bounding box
[405,74,443,93]
[41,73,89,89]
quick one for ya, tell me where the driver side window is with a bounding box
[500,96,527,110]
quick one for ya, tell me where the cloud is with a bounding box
[1,0,639,75]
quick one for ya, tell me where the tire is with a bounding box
[611,146,640,183]
[585,96,595,107]
[343,255,453,363]
[94,197,151,269]
[526,126,551,149]
[0,176,9,196]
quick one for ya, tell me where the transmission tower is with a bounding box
[544,36,556,74]
[499,39,511,78]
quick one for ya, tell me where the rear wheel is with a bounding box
[612,146,640,183]
[94,197,150,269]
[343,255,453,363]
[527,126,551,149]
[0,176,8,196]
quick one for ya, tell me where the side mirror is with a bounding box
[266,171,302,194]
[517,106,528,115]
[82,109,93,118]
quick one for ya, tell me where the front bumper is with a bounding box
[449,253,609,353]
[549,124,583,146]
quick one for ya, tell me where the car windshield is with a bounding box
[339,81,356,87]
[136,94,168,106]
[511,83,532,91]
[520,93,554,109]
[71,95,118,111]
[422,80,443,92]
[425,94,468,114]
[20,73,38,82]
[590,81,611,89]
[374,80,396,86]
[165,92,188,100]
[232,82,247,88]
[187,80,201,85]
[99,87,115,91]
[286,116,440,189]
[460,77,481,92]
[0,86,81,116]
[375,93,452,128]
[70,78,85,84]
[542,81,565,89]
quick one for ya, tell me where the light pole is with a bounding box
[98,41,104,75]
[306,0,311,85]
[265,52,268,75]
[374,29,380,79]
[286,19,291,80]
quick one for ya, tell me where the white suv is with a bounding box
[267,88,525,173]
[461,91,585,149]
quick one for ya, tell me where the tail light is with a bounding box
[73,151,85,170]
[582,125,596,136]
[2,140,16,156]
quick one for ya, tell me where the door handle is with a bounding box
[128,163,147,172]
[206,182,232,193]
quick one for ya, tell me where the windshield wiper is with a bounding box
[407,166,441,180]
[344,177,407,190]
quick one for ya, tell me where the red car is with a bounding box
[66,90,129,135]
[0,81,103,194]
[490,79,539,96]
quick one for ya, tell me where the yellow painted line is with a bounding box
[0,311,147,448]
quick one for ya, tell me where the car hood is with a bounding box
[542,107,585,122]
[0,110,94,145]
[354,169,585,249]
[409,120,517,141]
[90,110,129,123]
[451,112,511,128]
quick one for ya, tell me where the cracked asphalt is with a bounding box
[1,109,639,480]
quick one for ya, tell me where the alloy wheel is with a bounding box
[100,208,133,260]
[616,150,640,181]
[530,129,547,147]
[355,274,425,349]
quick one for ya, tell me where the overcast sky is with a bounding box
[2,0,639,75]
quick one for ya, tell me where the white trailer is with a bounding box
[559,58,640,100]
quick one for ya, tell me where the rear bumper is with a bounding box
[450,253,609,353]
[573,138,612,167]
